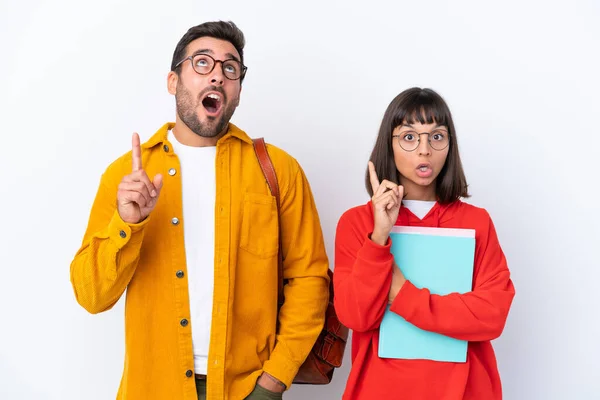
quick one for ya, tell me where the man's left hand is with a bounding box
[257,372,286,393]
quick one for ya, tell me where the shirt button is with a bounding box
[168,168,177,176]
[176,270,184,278]
[180,318,189,327]
[163,144,169,152]
[186,369,193,378]
[119,230,127,238]
[171,217,180,225]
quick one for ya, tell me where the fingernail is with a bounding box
[151,190,157,197]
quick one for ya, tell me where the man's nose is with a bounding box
[209,62,225,86]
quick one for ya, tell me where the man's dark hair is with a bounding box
[171,21,246,78]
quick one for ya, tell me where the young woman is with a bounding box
[334,88,515,400]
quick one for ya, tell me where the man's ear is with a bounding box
[235,85,242,106]
[167,71,178,95]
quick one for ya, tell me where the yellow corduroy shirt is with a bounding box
[70,122,330,400]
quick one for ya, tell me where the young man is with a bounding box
[70,21,330,400]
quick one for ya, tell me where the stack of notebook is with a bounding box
[378,226,476,363]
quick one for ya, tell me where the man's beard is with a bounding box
[175,83,238,138]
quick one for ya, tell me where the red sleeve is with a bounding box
[333,208,394,332]
[390,213,515,342]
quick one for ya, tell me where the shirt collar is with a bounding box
[142,122,253,149]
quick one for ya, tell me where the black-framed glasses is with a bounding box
[392,130,450,152]
[175,53,247,81]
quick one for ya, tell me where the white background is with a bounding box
[1,0,599,399]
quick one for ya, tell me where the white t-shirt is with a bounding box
[402,200,436,220]
[168,130,216,374]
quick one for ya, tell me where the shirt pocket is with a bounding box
[239,192,279,258]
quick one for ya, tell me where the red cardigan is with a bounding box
[333,201,515,400]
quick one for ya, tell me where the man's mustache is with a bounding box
[198,86,227,104]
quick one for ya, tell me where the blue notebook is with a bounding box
[378,226,476,362]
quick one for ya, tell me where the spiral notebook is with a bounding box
[378,226,476,362]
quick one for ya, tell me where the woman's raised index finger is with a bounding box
[368,161,380,193]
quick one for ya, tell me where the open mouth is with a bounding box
[415,163,433,178]
[202,93,223,115]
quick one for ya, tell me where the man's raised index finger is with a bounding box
[132,132,142,172]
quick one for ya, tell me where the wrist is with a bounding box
[370,231,389,246]
[389,277,407,304]
[258,372,286,392]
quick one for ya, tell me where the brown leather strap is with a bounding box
[252,138,284,308]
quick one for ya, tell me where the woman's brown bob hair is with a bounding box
[365,87,469,204]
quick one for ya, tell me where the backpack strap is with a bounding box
[252,138,284,308]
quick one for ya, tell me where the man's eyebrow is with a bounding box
[188,49,240,63]
[190,48,214,57]
[225,52,240,62]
